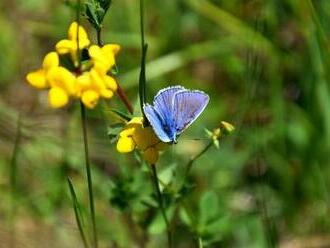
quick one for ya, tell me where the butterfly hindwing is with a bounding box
[173,90,209,134]
[143,104,172,143]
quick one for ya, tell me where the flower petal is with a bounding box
[104,76,117,91]
[48,87,69,108]
[102,44,121,55]
[47,67,76,95]
[76,72,91,95]
[56,39,74,54]
[117,136,135,153]
[42,52,59,70]
[100,89,114,98]
[81,90,99,108]
[26,70,47,89]
[144,147,159,164]
[68,22,89,42]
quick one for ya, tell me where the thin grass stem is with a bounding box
[150,164,172,248]
[9,113,21,248]
[183,141,213,185]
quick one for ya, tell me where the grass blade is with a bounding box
[67,177,90,248]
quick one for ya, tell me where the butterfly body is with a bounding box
[143,85,209,143]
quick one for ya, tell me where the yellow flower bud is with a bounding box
[220,121,235,134]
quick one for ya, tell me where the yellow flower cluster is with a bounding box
[26,22,120,109]
[211,121,235,142]
[116,117,167,164]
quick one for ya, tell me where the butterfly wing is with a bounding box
[173,90,209,134]
[153,85,186,120]
[143,104,172,143]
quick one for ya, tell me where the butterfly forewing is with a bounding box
[153,86,185,120]
[173,90,209,134]
[143,104,172,143]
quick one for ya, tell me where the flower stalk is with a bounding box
[139,0,148,123]
[80,101,98,248]
[77,1,97,247]
[94,17,134,115]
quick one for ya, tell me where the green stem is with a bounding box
[9,113,21,248]
[150,164,172,248]
[76,0,82,70]
[80,102,98,248]
[139,0,148,123]
[183,141,213,184]
[198,237,203,248]
[96,28,103,46]
[75,1,97,246]
[256,163,276,248]
[140,0,145,48]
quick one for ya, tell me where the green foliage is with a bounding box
[84,0,112,30]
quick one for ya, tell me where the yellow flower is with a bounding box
[220,121,235,134]
[116,117,166,164]
[26,22,120,109]
[55,22,90,65]
[76,68,117,108]
[26,52,59,89]
[47,66,77,108]
[89,44,120,74]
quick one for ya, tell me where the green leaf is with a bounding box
[67,178,89,248]
[83,0,112,30]
[109,108,132,122]
[107,123,124,143]
[179,206,193,227]
[199,191,219,226]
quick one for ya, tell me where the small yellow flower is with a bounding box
[116,117,166,164]
[76,68,117,108]
[26,52,59,89]
[89,44,120,74]
[220,121,235,134]
[46,67,77,108]
[210,121,235,148]
[56,22,90,65]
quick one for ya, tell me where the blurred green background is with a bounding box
[2,0,330,247]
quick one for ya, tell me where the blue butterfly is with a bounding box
[143,85,209,143]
